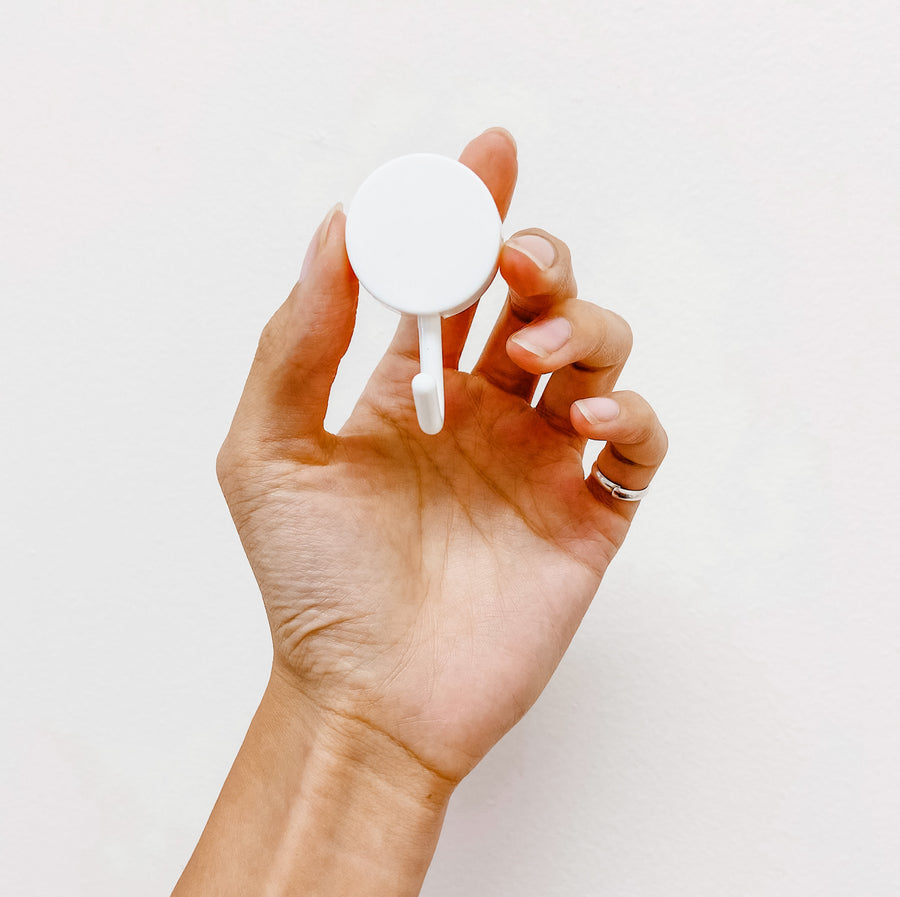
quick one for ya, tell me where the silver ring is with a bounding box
[593,467,649,502]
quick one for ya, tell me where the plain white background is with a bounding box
[2,1,899,894]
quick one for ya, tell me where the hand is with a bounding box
[215,127,667,785]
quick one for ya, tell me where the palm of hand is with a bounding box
[228,354,625,781]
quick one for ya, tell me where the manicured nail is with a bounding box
[505,234,557,271]
[574,397,620,424]
[509,317,572,358]
[299,201,343,282]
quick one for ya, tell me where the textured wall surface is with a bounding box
[2,2,899,894]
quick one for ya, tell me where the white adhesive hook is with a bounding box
[345,153,502,434]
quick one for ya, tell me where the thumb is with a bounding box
[237,203,359,451]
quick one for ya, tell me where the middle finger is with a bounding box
[512,300,633,434]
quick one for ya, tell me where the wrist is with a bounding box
[173,664,454,897]
[267,660,456,791]
[266,664,456,887]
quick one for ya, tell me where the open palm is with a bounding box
[216,129,666,783]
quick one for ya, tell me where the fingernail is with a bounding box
[509,317,572,358]
[320,201,343,248]
[482,126,517,152]
[299,201,343,282]
[505,234,557,271]
[574,397,620,424]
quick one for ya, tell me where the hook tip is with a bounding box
[412,372,444,434]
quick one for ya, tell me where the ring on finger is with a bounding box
[592,464,649,502]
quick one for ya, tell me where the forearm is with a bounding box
[172,666,454,897]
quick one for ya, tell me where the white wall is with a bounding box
[2,2,899,894]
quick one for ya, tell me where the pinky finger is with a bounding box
[571,391,668,518]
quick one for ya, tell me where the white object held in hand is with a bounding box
[345,153,503,434]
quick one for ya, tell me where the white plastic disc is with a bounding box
[345,153,502,317]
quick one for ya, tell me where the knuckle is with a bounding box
[215,437,241,492]
[254,315,284,364]
[595,307,633,365]
[615,313,634,357]
[507,294,545,324]
[617,388,643,409]
[656,421,670,461]
[566,303,632,373]
[619,389,650,430]
[622,390,667,456]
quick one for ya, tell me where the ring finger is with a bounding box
[574,389,668,523]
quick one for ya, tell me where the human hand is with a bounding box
[215,127,667,786]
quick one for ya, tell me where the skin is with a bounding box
[172,127,667,896]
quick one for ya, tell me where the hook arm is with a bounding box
[412,313,445,434]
